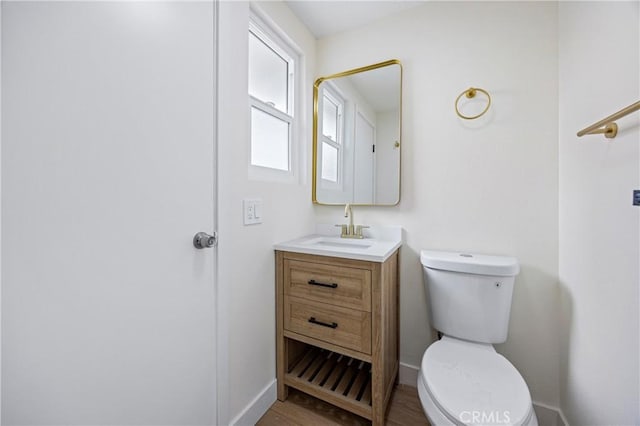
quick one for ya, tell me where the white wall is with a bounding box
[216,2,316,423]
[558,2,640,425]
[313,1,561,409]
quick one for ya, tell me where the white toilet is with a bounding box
[417,250,538,426]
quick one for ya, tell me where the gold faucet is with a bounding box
[345,204,354,235]
[336,204,369,239]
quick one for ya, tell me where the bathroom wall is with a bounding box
[558,2,640,425]
[216,2,316,423]
[313,1,561,410]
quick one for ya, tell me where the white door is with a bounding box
[353,110,375,203]
[1,3,217,424]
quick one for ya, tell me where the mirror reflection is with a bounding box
[313,60,402,205]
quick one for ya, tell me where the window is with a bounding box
[320,85,344,184]
[248,15,296,176]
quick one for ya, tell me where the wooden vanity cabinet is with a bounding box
[275,250,399,425]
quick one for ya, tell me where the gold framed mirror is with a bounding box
[312,59,402,206]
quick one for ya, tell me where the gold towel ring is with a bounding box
[455,87,491,120]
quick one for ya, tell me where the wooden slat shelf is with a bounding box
[284,346,373,420]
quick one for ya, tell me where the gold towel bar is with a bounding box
[577,100,640,139]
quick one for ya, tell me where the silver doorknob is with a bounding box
[193,232,217,249]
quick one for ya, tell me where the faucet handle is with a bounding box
[355,225,370,237]
[335,224,347,236]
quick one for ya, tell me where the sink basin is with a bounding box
[299,236,374,250]
[274,225,402,262]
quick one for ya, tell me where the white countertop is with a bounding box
[273,224,402,262]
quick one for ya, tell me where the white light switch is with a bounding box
[243,198,263,225]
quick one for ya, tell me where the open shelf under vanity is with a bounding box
[285,345,373,419]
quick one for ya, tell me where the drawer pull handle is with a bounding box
[308,317,338,329]
[308,279,338,289]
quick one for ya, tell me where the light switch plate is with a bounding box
[243,198,263,225]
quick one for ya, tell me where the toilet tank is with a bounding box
[420,250,520,344]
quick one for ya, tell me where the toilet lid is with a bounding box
[421,338,532,426]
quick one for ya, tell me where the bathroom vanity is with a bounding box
[274,227,401,425]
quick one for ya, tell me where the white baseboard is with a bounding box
[399,361,420,386]
[229,379,277,426]
[557,408,569,426]
[398,362,568,426]
[533,401,568,426]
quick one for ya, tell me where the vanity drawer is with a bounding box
[284,259,372,311]
[284,296,371,354]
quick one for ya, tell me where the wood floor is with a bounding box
[256,385,430,426]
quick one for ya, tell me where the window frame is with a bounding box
[319,83,345,189]
[248,10,300,182]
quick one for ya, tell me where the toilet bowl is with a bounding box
[418,250,538,426]
[417,336,537,426]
